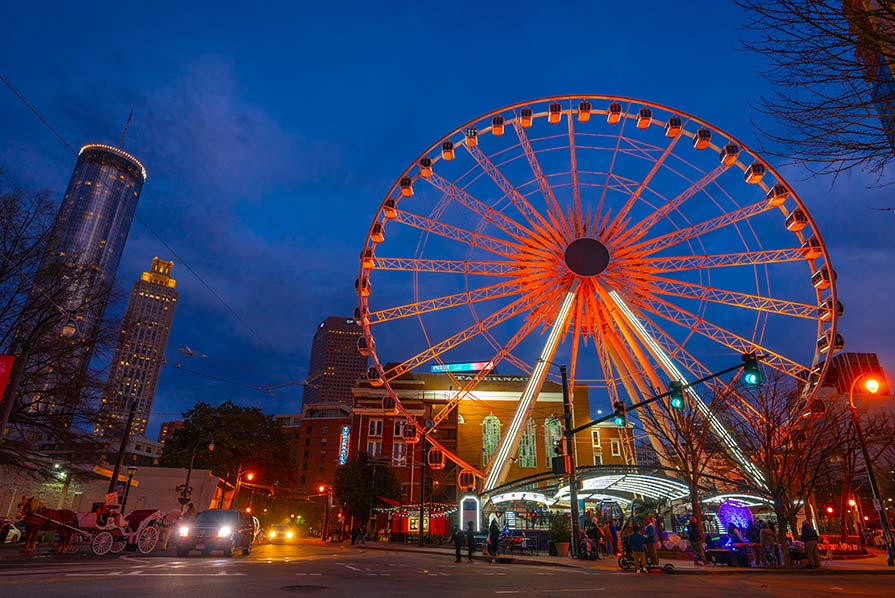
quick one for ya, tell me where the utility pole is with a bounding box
[107,398,139,495]
[419,432,427,548]
[559,364,580,558]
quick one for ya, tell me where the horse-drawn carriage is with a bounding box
[16,496,162,556]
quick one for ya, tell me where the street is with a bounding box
[0,541,891,597]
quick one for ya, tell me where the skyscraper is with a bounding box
[847,0,895,152]
[95,258,177,438]
[302,317,367,407]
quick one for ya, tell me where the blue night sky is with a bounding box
[2,1,893,438]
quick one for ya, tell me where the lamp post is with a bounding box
[419,432,427,548]
[319,484,333,541]
[539,359,580,558]
[121,466,137,515]
[179,439,214,508]
[847,374,893,566]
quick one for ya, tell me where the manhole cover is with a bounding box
[280,585,329,593]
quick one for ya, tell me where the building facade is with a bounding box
[301,317,367,407]
[296,403,352,491]
[157,420,184,445]
[94,258,177,438]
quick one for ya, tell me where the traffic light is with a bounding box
[668,380,685,410]
[612,401,627,427]
[553,440,563,456]
[741,353,762,386]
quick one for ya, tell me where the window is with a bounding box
[482,415,501,467]
[544,417,563,463]
[367,440,382,457]
[368,419,383,437]
[394,420,404,437]
[611,439,621,457]
[518,419,537,468]
[392,441,407,467]
[593,454,603,466]
[591,429,601,448]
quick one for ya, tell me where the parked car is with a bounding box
[176,509,254,557]
[267,523,298,544]
[0,518,23,544]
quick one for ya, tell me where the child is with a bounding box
[629,524,647,573]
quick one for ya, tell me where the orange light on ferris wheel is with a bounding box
[864,378,880,394]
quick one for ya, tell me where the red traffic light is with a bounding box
[245,507,252,513]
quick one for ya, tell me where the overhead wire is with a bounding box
[0,73,275,353]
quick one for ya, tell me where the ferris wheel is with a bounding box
[355,95,840,492]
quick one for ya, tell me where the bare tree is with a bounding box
[722,374,838,567]
[0,186,118,477]
[639,389,736,560]
[737,0,895,182]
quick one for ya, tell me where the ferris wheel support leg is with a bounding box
[483,289,577,492]
[607,290,768,491]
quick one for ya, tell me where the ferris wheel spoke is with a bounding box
[426,172,539,242]
[567,105,584,236]
[393,209,529,258]
[464,144,564,245]
[618,200,771,259]
[511,121,576,242]
[383,293,541,381]
[372,257,518,276]
[640,248,806,273]
[644,276,816,319]
[369,281,525,325]
[611,163,730,251]
[633,293,809,382]
[603,122,684,239]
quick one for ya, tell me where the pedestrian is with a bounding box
[609,520,619,556]
[465,521,476,562]
[350,526,358,545]
[586,523,602,560]
[629,524,647,573]
[686,517,704,565]
[801,520,820,568]
[644,516,659,566]
[451,525,464,562]
[746,520,760,566]
[488,518,500,557]
[761,522,778,567]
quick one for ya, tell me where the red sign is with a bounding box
[0,355,14,399]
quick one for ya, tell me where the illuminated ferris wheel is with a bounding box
[355,95,840,492]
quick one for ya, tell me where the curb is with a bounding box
[355,545,895,575]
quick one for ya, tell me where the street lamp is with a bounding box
[121,466,137,514]
[847,374,893,566]
[179,439,214,508]
[537,358,580,558]
[318,484,333,541]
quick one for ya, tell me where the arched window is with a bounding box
[544,417,563,466]
[482,414,501,467]
[518,419,537,468]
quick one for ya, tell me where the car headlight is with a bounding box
[218,526,232,537]
[179,526,190,537]
[285,531,294,539]
[269,530,277,538]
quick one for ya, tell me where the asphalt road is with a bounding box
[0,541,891,598]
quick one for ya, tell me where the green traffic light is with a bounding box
[613,415,625,426]
[670,396,684,410]
[743,371,760,385]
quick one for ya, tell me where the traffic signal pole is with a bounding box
[559,364,580,558]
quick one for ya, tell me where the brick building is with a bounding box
[295,403,351,491]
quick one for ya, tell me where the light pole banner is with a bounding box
[0,355,14,399]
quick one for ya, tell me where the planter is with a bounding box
[554,541,570,557]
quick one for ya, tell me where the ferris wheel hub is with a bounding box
[564,237,611,277]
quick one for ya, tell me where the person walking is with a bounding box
[686,517,704,565]
[465,521,476,562]
[644,516,659,566]
[451,525,464,562]
[629,524,647,573]
[488,519,500,557]
[801,520,820,568]
[760,522,778,567]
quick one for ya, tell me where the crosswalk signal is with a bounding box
[612,401,627,427]
[668,381,685,410]
[742,353,762,386]
[553,440,563,456]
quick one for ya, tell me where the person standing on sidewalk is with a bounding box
[451,525,464,562]
[629,524,647,573]
[801,520,820,568]
[465,521,476,562]
[644,516,659,566]
[488,519,500,556]
[687,517,704,565]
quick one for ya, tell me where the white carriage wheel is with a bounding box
[138,526,159,554]
[110,536,126,554]
[92,531,113,556]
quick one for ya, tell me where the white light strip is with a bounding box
[701,494,773,507]
[484,290,577,491]
[459,495,482,531]
[608,290,768,490]
[490,492,556,505]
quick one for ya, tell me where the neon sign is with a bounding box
[430,361,494,373]
[338,425,350,465]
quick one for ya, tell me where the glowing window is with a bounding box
[482,414,501,467]
[544,417,563,462]
[518,419,537,468]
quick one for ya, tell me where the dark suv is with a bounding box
[176,509,254,557]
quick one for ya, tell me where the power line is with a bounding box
[0,73,275,353]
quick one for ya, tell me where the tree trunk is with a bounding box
[690,485,704,562]
[774,502,793,568]
[839,479,852,543]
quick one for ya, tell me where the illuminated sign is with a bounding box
[338,425,351,465]
[430,361,494,374]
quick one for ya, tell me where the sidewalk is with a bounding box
[356,542,895,575]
